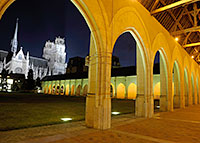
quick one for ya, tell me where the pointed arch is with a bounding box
[65,84,69,96]
[76,85,82,96]
[117,83,125,99]
[82,84,88,96]
[172,61,181,108]
[128,83,137,99]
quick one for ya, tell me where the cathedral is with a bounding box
[0,19,67,80]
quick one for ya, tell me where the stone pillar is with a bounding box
[194,80,197,105]
[173,65,180,108]
[160,54,167,111]
[168,73,173,111]
[188,75,193,105]
[135,45,153,117]
[85,34,111,130]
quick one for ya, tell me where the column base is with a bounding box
[173,94,180,108]
[85,94,111,130]
[135,94,145,117]
[160,94,167,112]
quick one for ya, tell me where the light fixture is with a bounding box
[61,118,72,122]
[112,112,120,115]
[156,106,160,109]
[191,55,194,59]
[175,37,179,42]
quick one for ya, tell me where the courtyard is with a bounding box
[0,92,135,131]
[0,103,200,143]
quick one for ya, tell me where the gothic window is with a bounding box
[15,67,23,73]
[18,54,22,60]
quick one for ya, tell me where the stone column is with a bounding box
[173,66,180,108]
[135,45,153,117]
[85,34,111,130]
[160,54,168,111]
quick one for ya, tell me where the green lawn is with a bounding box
[0,92,135,131]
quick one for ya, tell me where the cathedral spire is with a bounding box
[11,18,19,54]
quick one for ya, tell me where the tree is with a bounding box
[27,69,35,90]
[36,77,41,88]
[1,69,8,91]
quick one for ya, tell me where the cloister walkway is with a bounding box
[1,105,200,143]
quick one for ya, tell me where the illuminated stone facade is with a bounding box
[0,19,67,79]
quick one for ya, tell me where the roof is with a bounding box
[42,63,160,81]
[138,0,200,63]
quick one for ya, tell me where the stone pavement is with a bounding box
[1,105,200,143]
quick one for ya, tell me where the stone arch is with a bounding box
[172,61,181,108]
[52,84,56,95]
[117,83,125,99]
[76,85,82,96]
[184,68,189,106]
[44,86,48,94]
[71,85,75,96]
[110,7,152,107]
[82,84,88,96]
[151,32,171,112]
[48,85,51,94]
[60,85,64,95]
[65,84,69,96]
[56,84,60,95]
[154,82,160,100]
[128,83,137,99]
[110,83,115,98]
[71,0,112,130]
[152,48,169,112]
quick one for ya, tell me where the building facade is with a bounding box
[0,19,67,80]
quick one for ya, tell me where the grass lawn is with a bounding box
[0,92,135,131]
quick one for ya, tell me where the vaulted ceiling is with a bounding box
[138,0,200,64]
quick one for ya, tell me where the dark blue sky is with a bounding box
[0,0,159,66]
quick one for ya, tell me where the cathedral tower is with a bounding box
[11,18,19,55]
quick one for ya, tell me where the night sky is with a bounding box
[0,0,159,67]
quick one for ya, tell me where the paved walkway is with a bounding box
[1,105,200,143]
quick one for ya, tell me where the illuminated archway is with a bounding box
[110,83,115,98]
[117,83,125,99]
[76,85,82,96]
[152,49,169,112]
[154,82,160,100]
[56,85,60,95]
[82,84,88,96]
[71,85,75,96]
[52,85,56,95]
[48,85,52,94]
[65,84,69,96]
[44,86,48,94]
[128,83,137,99]
[60,85,64,95]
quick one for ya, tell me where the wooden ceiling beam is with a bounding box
[183,42,200,48]
[151,0,199,15]
[150,0,160,12]
[171,26,200,35]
